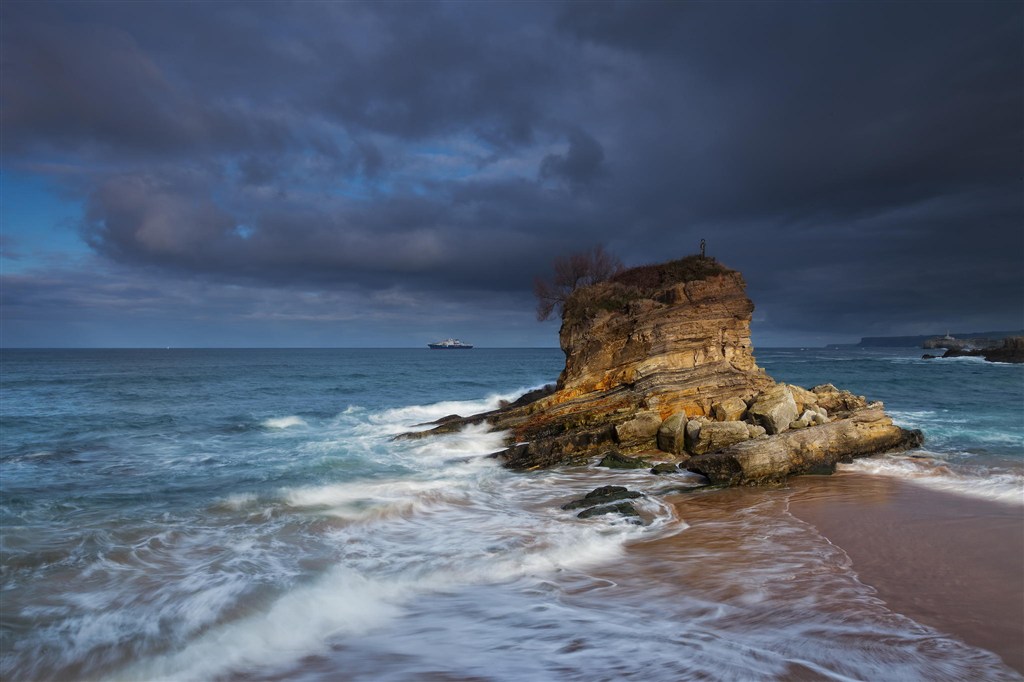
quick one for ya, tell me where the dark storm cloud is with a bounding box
[540,130,606,188]
[2,0,1021,343]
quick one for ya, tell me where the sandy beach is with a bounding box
[787,471,1024,674]
[599,470,1024,678]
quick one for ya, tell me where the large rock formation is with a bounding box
[400,256,923,484]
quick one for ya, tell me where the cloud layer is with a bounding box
[2,1,1021,346]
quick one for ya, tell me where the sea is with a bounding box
[1,347,1022,681]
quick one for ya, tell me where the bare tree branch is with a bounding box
[534,245,623,321]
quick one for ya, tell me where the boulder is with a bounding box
[650,462,680,475]
[684,417,709,452]
[748,385,799,435]
[713,396,748,422]
[746,424,767,438]
[811,384,867,413]
[787,385,819,413]
[685,407,924,486]
[656,413,688,455]
[615,410,662,445]
[562,485,642,510]
[597,450,650,469]
[687,420,751,455]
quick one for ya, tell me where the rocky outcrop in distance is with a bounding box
[399,256,923,485]
[928,336,1024,364]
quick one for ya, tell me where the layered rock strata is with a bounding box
[401,256,923,485]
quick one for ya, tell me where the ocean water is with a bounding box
[1,347,1021,681]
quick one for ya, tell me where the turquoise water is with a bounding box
[2,348,1021,680]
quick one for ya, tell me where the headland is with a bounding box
[401,256,923,487]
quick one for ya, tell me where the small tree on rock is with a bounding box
[533,245,623,321]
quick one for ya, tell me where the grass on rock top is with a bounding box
[564,256,734,322]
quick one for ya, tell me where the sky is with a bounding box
[2,1,1021,348]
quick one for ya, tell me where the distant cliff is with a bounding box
[402,256,922,485]
[827,330,1024,349]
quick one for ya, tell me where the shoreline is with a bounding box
[584,469,1024,679]
[786,471,1024,674]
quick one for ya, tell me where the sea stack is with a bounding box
[402,256,923,485]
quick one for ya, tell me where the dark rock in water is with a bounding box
[561,485,642,510]
[498,425,617,469]
[922,354,938,360]
[939,337,1023,363]
[597,450,650,469]
[983,336,1024,364]
[650,462,680,475]
[576,502,639,519]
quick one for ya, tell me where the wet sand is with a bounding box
[787,472,1024,673]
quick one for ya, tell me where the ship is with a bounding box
[428,338,473,349]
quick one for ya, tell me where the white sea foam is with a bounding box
[110,567,405,682]
[111,474,642,682]
[217,492,259,510]
[366,384,549,435]
[261,415,308,429]
[841,455,1024,506]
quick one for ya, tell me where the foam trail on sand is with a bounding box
[842,455,1024,506]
